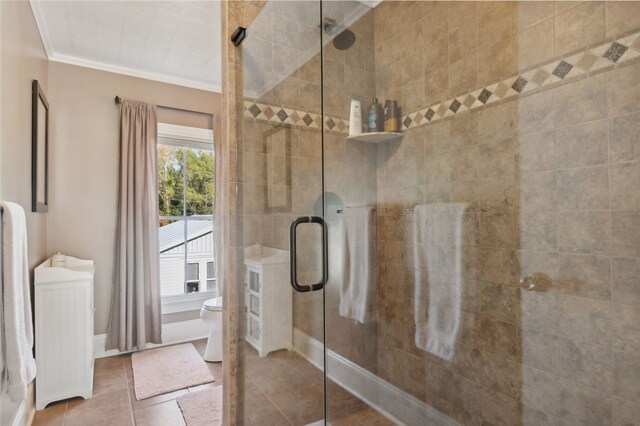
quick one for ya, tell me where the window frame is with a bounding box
[157,123,216,313]
[186,262,200,293]
[206,261,216,293]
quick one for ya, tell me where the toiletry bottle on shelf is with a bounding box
[367,98,383,132]
[383,100,399,132]
[349,98,363,136]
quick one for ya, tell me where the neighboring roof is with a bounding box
[159,218,213,253]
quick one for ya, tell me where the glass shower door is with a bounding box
[237,1,327,425]
[233,0,640,423]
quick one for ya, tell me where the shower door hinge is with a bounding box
[231,27,246,47]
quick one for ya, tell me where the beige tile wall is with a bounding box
[373,1,640,425]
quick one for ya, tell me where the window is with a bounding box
[186,263,200,293]
[157,124,216,299]
[206,262,216,292]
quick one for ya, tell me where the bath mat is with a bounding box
[177,386,223,426]
[131,343,214,400]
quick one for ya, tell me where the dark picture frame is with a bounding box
[32,80,49,213]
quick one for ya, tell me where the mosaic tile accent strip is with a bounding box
[401,30,640,130]
[243,30,640,135]
[242,100,335,131]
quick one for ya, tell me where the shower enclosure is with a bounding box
[231,1,640,424]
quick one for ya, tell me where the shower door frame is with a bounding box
[228,1,331,424]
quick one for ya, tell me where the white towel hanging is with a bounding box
[339,206,376,324]
[413,203,470,360]
[0,202,36,402]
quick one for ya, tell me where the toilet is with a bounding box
[200,296,223,362]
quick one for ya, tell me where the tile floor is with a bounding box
[32,339,392,426]
[32,339,221,426]
[242,344,393,426]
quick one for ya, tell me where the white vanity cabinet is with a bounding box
[244,245,291,357]
[34,255,95,410]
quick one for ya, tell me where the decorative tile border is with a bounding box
[401,30,640,130]
[243,29,640,135]
[243,100,349,134]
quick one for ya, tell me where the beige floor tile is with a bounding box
[133,400,186,426]
[94,355,125,375]
[64,391,132,426]
[65,411,134,426]
[94,370,129,395]
[244,400,293,426]
[252,364,320,397]
[356,407,396,425]
[269,385,324,426]
[32,401,67,426]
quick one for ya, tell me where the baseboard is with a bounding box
[10,381,35,426]
[293,329,457,426]
[93,319,210,358]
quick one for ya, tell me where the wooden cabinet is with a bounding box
[34,255,94,410]
[244,245,291,357]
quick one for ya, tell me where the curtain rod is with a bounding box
[114,96,213,117]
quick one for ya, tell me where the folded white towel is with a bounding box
[340,206,376,324]
[413,203,469,360]
[1,202,36,402]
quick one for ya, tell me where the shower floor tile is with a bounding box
[242,343,392,426]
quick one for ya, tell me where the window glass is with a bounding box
[207,262,215,279]
[158,128,215,297]
[187,263,199,282]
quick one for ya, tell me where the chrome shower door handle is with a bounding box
[289,216,327,292]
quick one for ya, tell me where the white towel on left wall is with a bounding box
[1,202,36,402]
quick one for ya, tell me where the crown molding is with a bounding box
[49,53,221,93]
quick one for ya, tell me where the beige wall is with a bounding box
[47,62,222,334]
[1,1,49,270]
[372,2,640,425]
[0,2,47,425]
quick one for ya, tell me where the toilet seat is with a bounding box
[202,297,223,312]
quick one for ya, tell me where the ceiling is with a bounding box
[30,0,222,92]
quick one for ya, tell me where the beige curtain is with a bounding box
[106,99,162,352]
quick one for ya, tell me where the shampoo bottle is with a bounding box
[367,98,383,132]
[349,99,363,136]
[383,100,399,132]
